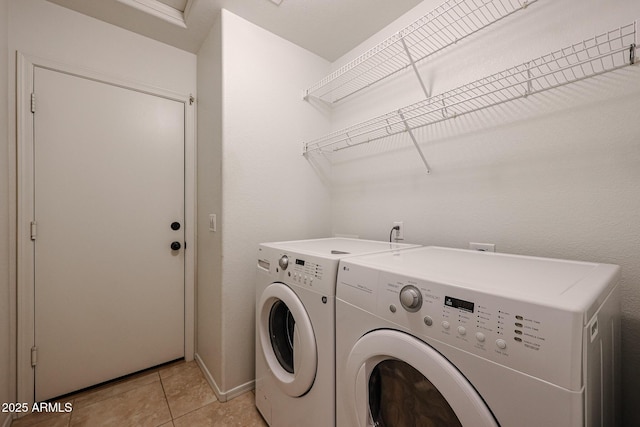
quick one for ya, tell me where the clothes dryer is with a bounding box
[255,238,419,427]
[336,247,620,427]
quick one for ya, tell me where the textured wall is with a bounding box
[196,12,224,395]
[207,10,332,395]
[327,0,640,425]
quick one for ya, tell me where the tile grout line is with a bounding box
[158,371,176,422]
[67,397,75,427]
[169,398,217,425]
[161,362,220,424]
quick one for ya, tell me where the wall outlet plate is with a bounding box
[394,221,404,240]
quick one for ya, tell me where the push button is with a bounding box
[496,339,507,350]
[442,321,450,330]
[475,332,486,342]
[457,326,466,336]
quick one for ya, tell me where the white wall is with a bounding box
[196,11,224,393]
[220,9,332,393]
[194,9,331,398]
[0,0,12,424]
[5,0,196,406]
[327,0,640,425]
[7,0,196,95]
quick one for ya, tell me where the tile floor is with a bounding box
[11,360,268,427]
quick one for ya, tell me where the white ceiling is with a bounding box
[45,0,424,61]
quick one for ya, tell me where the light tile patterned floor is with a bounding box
[11,361,267,427]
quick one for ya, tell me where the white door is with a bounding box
[33,67,185,401]
[345,330,499,427]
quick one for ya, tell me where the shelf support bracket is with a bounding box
[345,131,354,147]
[384,119,394,135]
[399,111,431,174]
[630,43,636,65]
[524,62,532,97]
[400,36,430,99]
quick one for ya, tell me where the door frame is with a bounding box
[16,52,197,405]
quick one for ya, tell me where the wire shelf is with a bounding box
[303,22,637,160]
[303,0,537,104]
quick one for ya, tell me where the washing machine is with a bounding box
[255,238,419,427]
[336,246,620,427]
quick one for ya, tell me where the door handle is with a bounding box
[171,222,181,230]
[170,241,181,251]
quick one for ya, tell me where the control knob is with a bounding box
[278,255,289,270]
[399,285,422,312]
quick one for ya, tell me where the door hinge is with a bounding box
[31,93,36,113]
[30,221,37,241]
[31,346,38,367]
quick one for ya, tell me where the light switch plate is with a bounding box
[209,214,216,232]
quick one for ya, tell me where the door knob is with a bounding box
[170,241,181,251]
[171,222,181,230]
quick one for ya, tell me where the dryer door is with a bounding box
[258,282,317,397]
[345,330,499,427]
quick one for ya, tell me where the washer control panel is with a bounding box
[288,256,324,287]
[337,265,581,390]
[258,246,335,295]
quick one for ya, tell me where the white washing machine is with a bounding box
[255,238,419,427]
[336,247,620,427]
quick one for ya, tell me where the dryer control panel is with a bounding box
[378,274,554,353]
[337,265,584,391]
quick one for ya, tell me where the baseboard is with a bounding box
[2,412,12,427]
[194,353,255,403]
[224,378,255,402]
[194,353,225,401]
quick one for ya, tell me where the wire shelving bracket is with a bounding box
[303,0,537,104]
[302,22,638,173]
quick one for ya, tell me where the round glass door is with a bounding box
[269,300,296,373]
[258,282,317,397]
[369,359,462,426]
[346,330,498,427]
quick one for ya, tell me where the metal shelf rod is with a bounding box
[304,0,537,103]
[303,22,637,161]
[401,36,430,99]
[308,47,632,153]
[400,112,432,173]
